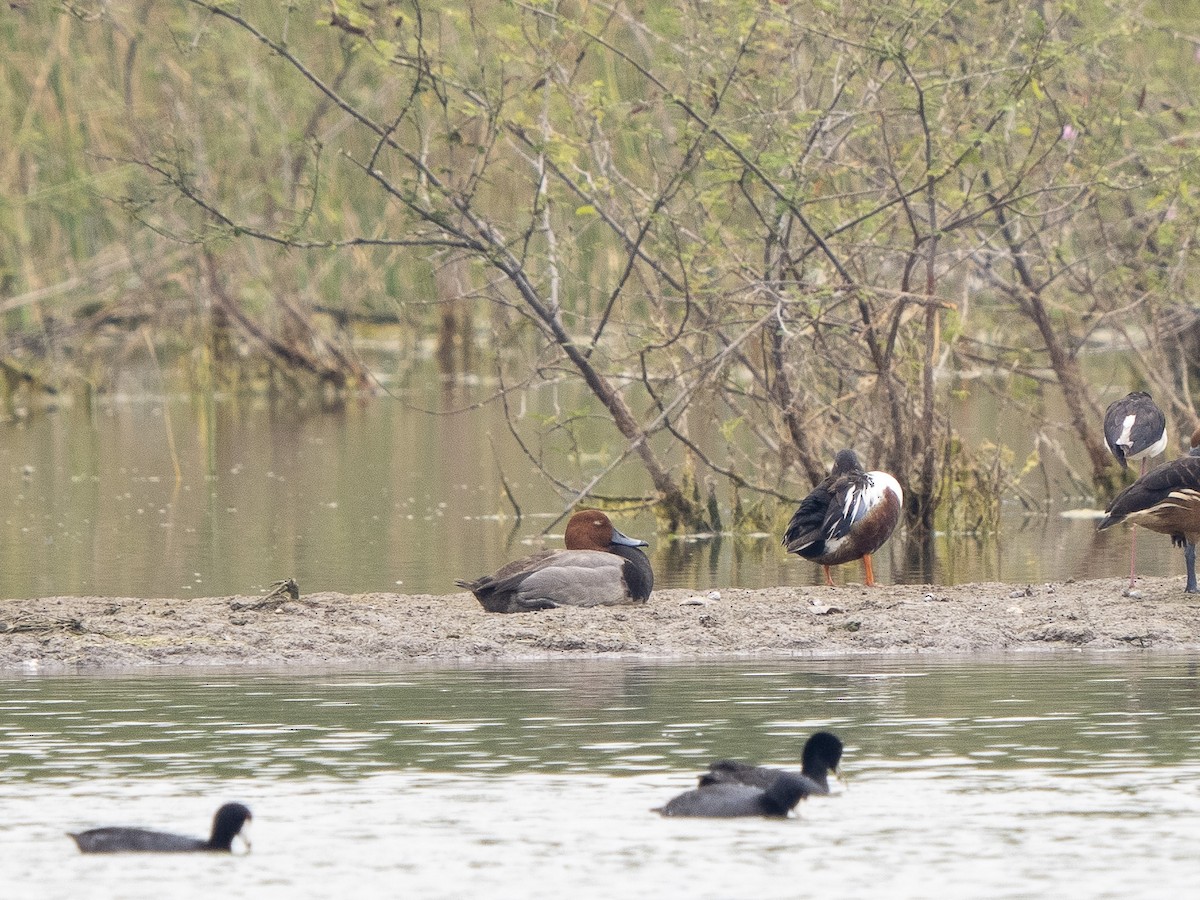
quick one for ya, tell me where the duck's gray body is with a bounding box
[458,545,652,613]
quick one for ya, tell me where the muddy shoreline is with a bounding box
[3,577,1200,673]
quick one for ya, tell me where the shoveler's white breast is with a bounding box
[826,471,903,554]
[852,471,903,515]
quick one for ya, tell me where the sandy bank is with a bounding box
[3,577,1199,673]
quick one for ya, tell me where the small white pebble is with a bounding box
[923,593,935,602]
[1123,589,1145,600]
[707,590,722,601]
[1007,605,1023,615]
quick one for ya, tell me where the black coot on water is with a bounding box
[69,802,252,853]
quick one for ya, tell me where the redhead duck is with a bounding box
[457,511,653,613]
[783,450,903,586]
[1103,391,1168,586]
[1098,427,1200,593]
[697,731,843,796]
[654,771,811,818]
[69,802,252,853]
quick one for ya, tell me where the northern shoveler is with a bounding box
[456,511,653,613]
[1098,427,1200,593]
[1103,391,1168,587]
[783,449,903,586]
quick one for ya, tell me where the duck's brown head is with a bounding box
[564,511,648,552]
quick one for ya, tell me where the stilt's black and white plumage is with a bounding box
[1104,391,1167,472]
[1103,391,1168,586]
[783,450,902,587]
[1098,427,1200,593]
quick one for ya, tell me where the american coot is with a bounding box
[698,731,844,795]
[654,772,810,818]
[1098,427,1200,593]
[783,450,903,587]
[69,802,252,853]
[457,511,654,613]
[1103,391,1168,586]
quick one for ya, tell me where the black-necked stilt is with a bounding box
[1103,391,1168,587]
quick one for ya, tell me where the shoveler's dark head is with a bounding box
[830,449,863,478]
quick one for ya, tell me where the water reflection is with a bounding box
[0,387,1187,600]
[4,656,1200,780]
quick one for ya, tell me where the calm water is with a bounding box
[4,656,1200,899]
[0,364,1184,600]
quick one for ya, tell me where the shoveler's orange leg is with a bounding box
[862,553,876,587]
[823,565,835,587]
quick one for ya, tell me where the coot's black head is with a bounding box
[801,731,843,778]
[209,803,253,851]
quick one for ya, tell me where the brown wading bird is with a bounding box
[783,449,903,586]
[457,510,653,613]
[1103,391,1168,586]
[1098,427,1200,593]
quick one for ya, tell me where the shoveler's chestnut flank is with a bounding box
[1103,391,1168,587]
[697,731,843,797]
[1098,427,1200,593]
[69,802,252,853]
[457,511,654,613]
[783,450,903,586]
